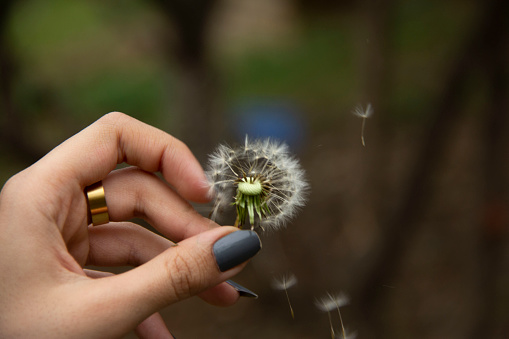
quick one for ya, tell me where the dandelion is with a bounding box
[271,273,298,319]
[315,292,350,339]
[353,103,373,147]
[206,136,308,231]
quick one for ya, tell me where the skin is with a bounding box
[0,112,247,338]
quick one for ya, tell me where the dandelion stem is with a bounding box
[225,161,239,177]
[337,308,346,339]
[361,117,367,147]
[327,311,335,339]
[284,288,295,319]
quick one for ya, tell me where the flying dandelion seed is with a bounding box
[336,329,358,339]
[353,103,373,147]
[329,292,350,339]
[315,297,336,339]
[206,136,308,231]
[271,273,298,319]
[316,292,350,339]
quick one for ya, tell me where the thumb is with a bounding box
[88,227,261,334]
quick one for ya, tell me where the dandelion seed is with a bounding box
[336,329,357,339]
[271,273,298,319]
[206,136,308,231]
[316,292,350,339]
[329,292,350,339]
[315,297,336,339]
[353,103,373,147]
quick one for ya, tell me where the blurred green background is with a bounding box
[1,0,508,338]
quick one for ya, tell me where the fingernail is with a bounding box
[226,280,258,299]
[213,230,261,272]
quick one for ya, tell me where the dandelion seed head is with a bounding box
[315,291,350,312]
[353,103,373,119]
[206,136,308,231]
[329,291,350,308]
[315,296,337,312]
[271,273,298,290]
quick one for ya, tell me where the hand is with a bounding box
[0,112,261,338]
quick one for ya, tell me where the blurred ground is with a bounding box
[1,0,508,338]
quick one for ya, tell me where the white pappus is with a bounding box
[315,292,351,339]
[353,103,373,147]
[206,136,308,231]
[272,273,298,319]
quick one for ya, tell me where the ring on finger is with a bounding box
[85,181,110,226]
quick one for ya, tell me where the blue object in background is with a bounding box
[230,99,307,152]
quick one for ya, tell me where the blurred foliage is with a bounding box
[217,17,357,108]
[1,0,482,159]
[7,0,172,125]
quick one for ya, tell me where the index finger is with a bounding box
[39,112,209,202]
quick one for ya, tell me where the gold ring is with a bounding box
[85,181,110,226]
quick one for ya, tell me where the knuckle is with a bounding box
[1,170,28,201]
[112,167,159,218]
[0,170,37,221]
[100,111,129,124]
[96,112,133,133]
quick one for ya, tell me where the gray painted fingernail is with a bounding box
[213,230,261,272]
[226,280,258,298]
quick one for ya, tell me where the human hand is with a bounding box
[0,112,261,338]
